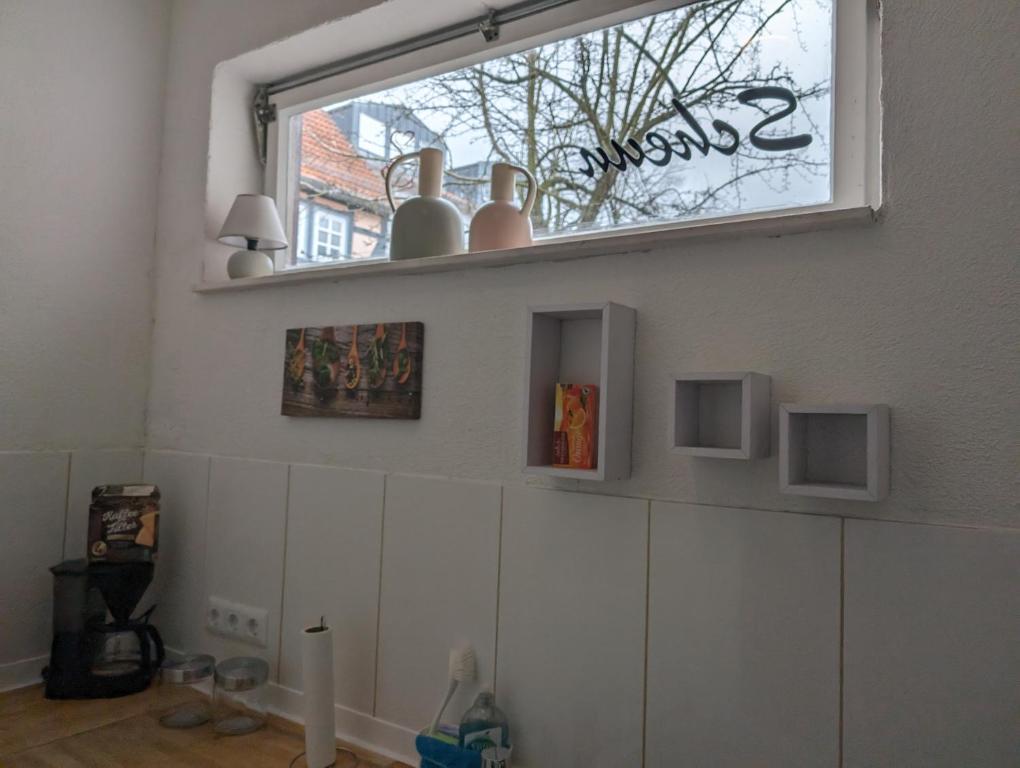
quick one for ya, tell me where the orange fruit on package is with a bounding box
[553,383,599,469]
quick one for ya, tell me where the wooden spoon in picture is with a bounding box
[345,325,361,390]
[393,322,412,384]
[312,327,342,396]
[287,328,306,389]
[368,323,388,390]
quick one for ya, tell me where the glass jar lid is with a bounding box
[215,656,269,692]
[161,653,215,684]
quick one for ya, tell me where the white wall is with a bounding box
[0,0,167,686]
[139,1,1019,764]
[0,0,1016,764]
[144,450,1019,766]
[0,0,168,450]
[147,0,1019,530]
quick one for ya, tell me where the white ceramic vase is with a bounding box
[385,147,464,261]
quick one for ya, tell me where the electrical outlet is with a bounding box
[206,596,268,647]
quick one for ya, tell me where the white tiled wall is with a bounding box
[497,487,648,768]
[279,463,385,713]
[0,452,69,668]
[142,450,211,653]
[375,474,501,730]
[4,447,1015,765]
[203,456,289,676]
[843,520,1020,768]
[646,502,841,768]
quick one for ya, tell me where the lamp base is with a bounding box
[227,249,274,279]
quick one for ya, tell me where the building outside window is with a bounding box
[269,0,873,271]
[284,101,454,267]
[313,208,349,259]
[294,202,355,265]
[356,112,387,157]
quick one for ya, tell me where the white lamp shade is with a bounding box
[217,194,288,250]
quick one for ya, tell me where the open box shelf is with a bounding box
[669,372,771,459]
[522,302,635,481]
[779,403,890,501]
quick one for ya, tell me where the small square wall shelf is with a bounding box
[522,302,636,481]
[669,372,771,459]
[779,404,890,501]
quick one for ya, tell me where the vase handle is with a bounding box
[384,151,421,212]
[507,164,537,218]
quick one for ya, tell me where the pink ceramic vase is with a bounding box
[468,163,537,252]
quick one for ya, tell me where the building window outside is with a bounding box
[314,209,349,259]
[357,112,388,157]
[294,202,357,266]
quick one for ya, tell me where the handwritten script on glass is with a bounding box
[578,86,813,179]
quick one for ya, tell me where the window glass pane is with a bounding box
[357,112,388,157]
[284,0,832,268]
[290,207,351,266]
[391,130,417,156]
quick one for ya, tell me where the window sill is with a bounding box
[193,205,876,294]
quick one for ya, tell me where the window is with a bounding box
[357,112,387,157]
[268,0,877,271]
[313,209,348,259]
[294,203,352,266]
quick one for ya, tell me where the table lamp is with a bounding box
[217,194,288,278]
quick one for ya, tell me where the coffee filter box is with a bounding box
[87,484,160,562]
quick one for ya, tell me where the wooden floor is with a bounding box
[0,685,412,767]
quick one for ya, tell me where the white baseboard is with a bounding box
[269,682,419,765]
[0,655,47,693]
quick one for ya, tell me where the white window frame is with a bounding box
[295,202,353,265]
[311,208,350,261]
[265,0,879,271]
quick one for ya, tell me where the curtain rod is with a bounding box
[262,0,581,97]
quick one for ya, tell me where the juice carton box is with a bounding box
[553,383,598,469]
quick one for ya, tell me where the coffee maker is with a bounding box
[44,558,164,699]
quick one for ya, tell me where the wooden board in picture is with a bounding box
[282,322,424,419]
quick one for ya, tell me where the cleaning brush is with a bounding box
[428,647,477,735]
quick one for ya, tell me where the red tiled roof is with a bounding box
[300,109,386,203]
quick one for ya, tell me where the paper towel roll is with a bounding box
[302,621,336,768]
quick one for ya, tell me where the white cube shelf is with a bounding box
[670,372,771,459]
[522,302,636,481]
[779,404,890,501]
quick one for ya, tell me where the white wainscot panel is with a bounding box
[0,452,69,676]
[63,449,144,559]
[142,451,210,654]
[497,486,648,768]
[375,475,501,731]
[204,457,289,676]
[646,502,841,768]
[844,520,1020,768]
[279,464,385,714]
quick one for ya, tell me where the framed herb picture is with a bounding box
[282,322,424,419]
